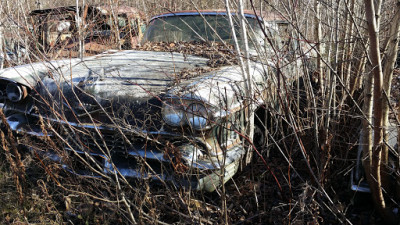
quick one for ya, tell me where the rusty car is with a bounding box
[29,5,146,57]
[0,10,301,192]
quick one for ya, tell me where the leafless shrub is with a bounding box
[1,0,400,224]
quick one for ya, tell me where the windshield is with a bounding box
[143,14,267,49]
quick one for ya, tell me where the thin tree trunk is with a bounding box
[314,0,323,94]
[312,0,321,161]
[397,105,400,200]
[382,4,400,149]
[381,1,400,192]
[224,0,254,165]
[238,0,254,165]
[0,9,4,70]
[109,0,122,50]
[363,0,397,223]
[338,0,356,114]
[76,0,83,60]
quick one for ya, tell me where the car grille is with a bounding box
[61,126,155,155]
[32,91,165,132]
[59,126,177,176]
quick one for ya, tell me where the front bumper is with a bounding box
[2,112,244,192]
[41,148,241,192]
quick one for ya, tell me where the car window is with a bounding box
[144,15,268,49]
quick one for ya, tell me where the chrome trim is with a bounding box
[25,130,52,137]
[7,120,20,130]
[127,149,169,162]
[31,142,243,192]
[103,160,169,180]
[196,161,239,192]
[29,112,180,136]
[150,12,261,22]
[180,144,245,170]
[5,115,52,137]
[65,148,105,156]
[63,143,245,171]
[5,113,218,155]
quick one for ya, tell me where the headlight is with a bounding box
[162,101,185,126]
[6,83,27,102]
[186,103,208,130]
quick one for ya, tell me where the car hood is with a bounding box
[0,50,212,128]
[39,50,209,99]
[0,50,268,130]
[0,50,210,92]
[0,50,212,104]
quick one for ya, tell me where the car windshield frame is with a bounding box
[143,12,270,50]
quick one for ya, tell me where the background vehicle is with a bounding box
[29,5,146,57]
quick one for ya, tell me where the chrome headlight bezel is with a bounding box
[185,103,209,130]
[161,97,212,130]
[161,98,186,127]
[6,82,27,102]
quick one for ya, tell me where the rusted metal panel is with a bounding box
[29,5,146,55]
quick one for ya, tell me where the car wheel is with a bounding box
[253,122,266,150]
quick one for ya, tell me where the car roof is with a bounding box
[150,10,286,23]
[30,5,145,19]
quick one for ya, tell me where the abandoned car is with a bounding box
[0,10,300,192]
[29,5,146,56]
